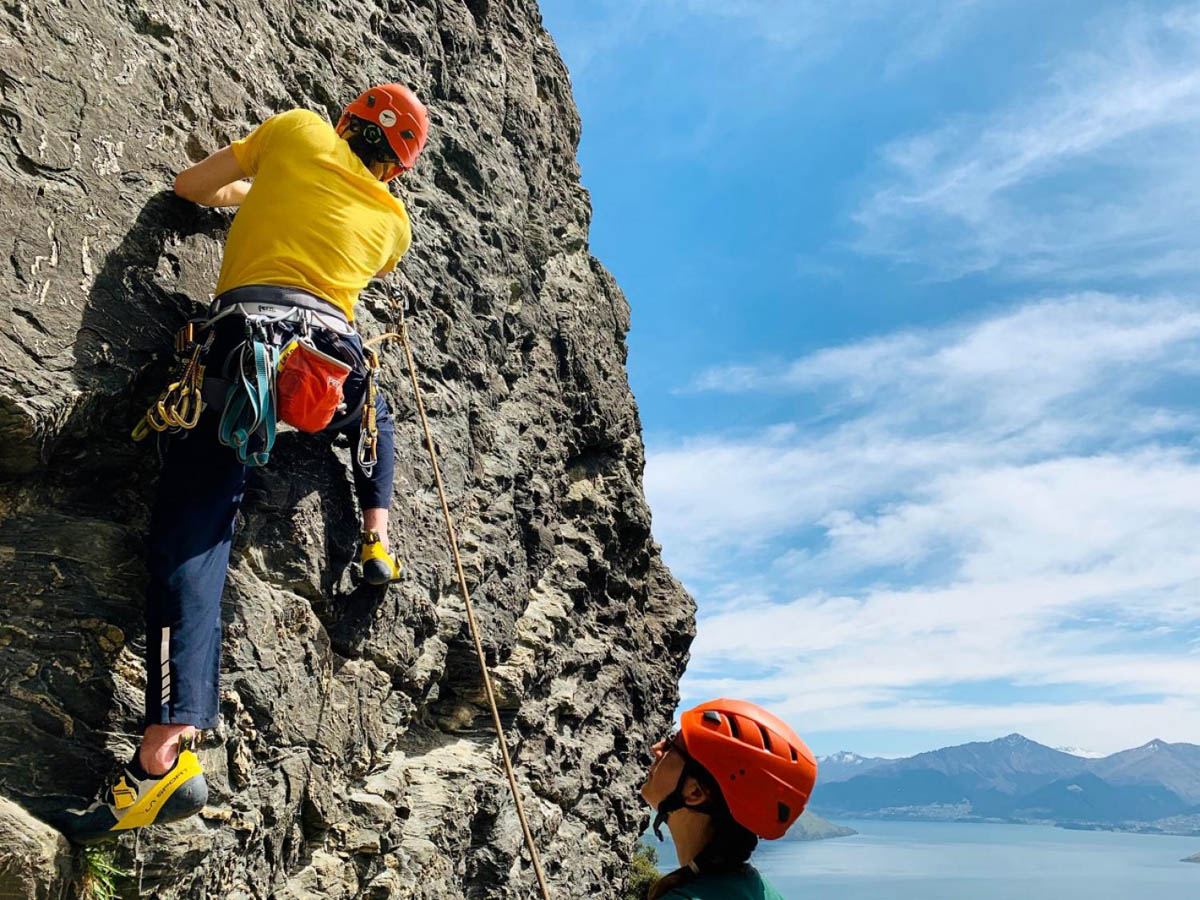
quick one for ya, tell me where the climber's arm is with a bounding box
[174,147,250,208]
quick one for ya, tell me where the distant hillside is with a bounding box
[814,768,969,813]
[818,751,892,783]
[784,810,857,841]
[1011,772,1192,822]
[1088,740,1200,805]
[810,734,1200,834]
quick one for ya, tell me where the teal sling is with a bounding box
[218,336,278,467]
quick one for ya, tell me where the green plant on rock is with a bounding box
[78,844,130,900]
[624,842,661,900]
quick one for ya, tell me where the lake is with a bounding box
[649,819,1200,899]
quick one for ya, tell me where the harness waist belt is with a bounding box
[210,285,350,331]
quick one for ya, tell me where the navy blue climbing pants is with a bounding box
[142,324,394,729]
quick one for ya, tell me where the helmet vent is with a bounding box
[366,94,376,107]
[778,802,791,823]
[703,710,721,724]
[790,745,799,763]
[727,715,741,739]
[758,725,773,753]
[401,129,416,139]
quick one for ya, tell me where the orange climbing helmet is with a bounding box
[337,83,429,179]
[676,698,817,840]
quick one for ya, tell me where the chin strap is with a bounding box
[652,789,687,841]
[652,760,719,841]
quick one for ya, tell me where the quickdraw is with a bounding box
[356,277,408,478]
[356,348,381,477]
[131,324,213,442]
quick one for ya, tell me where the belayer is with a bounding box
[57,84,430,842]
[640,699,817,899]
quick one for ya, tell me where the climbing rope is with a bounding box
[388,283,552,900]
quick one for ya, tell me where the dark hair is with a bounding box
[647,765,758,900]
[339,114,400,172]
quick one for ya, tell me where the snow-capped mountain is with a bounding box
[1056,745,1106,759]
[817,751,891,783]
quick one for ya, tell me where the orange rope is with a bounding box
[396,300,552,899]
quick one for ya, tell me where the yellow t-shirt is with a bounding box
[216,108,411,321]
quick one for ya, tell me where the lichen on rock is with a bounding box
[0,1,695,897]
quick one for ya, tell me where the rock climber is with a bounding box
[640,698,818,899]
[56,84,429,842]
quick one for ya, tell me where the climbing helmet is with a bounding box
[675,698,818,840]
[337,83,429,180]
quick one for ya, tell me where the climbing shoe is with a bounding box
[58,734,207,843]
[361,529,403,585]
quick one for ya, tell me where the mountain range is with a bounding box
[813,734,1200,834]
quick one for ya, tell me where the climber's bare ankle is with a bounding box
[139,724,196,777]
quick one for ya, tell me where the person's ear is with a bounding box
[680,776,711,808]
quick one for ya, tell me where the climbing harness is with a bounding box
[383,279,552,899]
[207,288,363,467]
[132,285,380,470]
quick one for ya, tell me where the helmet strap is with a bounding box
[651,760,717,841]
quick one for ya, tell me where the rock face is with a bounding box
[0,797,74,899]
[0,1,695,898]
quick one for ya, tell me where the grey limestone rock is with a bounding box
[0,0,694,897]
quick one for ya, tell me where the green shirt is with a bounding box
[661,865,785,899]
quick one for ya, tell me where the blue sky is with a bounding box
[538,0,1200,757]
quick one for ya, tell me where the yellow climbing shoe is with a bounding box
[58,734,207,843]
[361,530,403,585]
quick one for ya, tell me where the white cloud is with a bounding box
[853,4,1200,280]
[693,294,1200,399]
[647,294,1200,752]
[665,294,1200,574]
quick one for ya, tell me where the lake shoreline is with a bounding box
[810,809,1200,838]
[653,818,1200,899]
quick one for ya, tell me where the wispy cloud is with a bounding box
[670,0,988,69]
[547,0,991,87]
[542,0,656,78]
[647,294,1200,753]
[795,254,846,281]
[853,4,1200,281]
